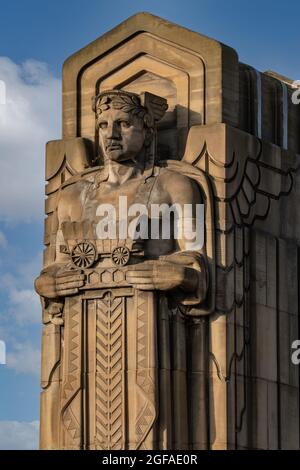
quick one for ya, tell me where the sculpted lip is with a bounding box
[106,143,122,150]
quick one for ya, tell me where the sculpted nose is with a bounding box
[107,122,120,140]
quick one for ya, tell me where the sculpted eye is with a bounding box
[99,122,108,130]
[120,120,130,128]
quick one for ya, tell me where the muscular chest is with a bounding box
[61,176,174,257]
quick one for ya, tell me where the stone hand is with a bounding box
[35,270,85,299]
[125,260,199,292]
[55,270,86,296]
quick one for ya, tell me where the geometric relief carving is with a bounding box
[87,269,125,286]
[135,291,157,449]
[94,292,125,450]
[61,296,82,448]
[185,125,300,229]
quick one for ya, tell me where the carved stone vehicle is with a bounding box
[35,13,300,450]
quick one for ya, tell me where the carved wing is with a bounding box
[179,123,300,438]
[44,137,94,268]
[182,124,300,228]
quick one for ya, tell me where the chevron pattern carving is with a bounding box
[135,292,156,448]
[95,292,124,450]
[61,297,82,447]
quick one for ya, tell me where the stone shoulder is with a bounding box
[157,166,203,204]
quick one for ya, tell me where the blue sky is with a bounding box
[0,0,299,449]
[1,0,300,79]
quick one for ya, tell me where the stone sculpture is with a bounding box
[35,13,300,450]
[35,88,213,449]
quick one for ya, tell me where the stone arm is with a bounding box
[34,185,85,300]
[126,171,208,309]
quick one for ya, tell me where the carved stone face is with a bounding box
[98,107,146,162]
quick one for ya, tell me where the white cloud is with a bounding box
[0,250,42,326]
[0,271,41,325]
[9,287,40,324]
[0,420,39,449]
[0,57,61,222]
[16,251,43,289]
[0,246,42,377]
[6,342,40,376]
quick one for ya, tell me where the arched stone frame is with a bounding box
[62,12,239,140]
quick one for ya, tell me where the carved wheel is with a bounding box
[71,241,97,268]
[111,246,130,266]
